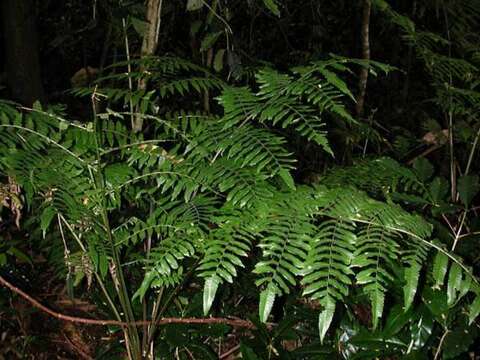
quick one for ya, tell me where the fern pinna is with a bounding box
[1,55,479,345]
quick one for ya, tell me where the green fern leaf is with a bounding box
[259,285,277,323]
[318,298,336,343]
[352,226,400,328]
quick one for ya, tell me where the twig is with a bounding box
[219,344,240,359]
[0,274,256,329]
[451,211,467,251]
[433,329,449,360]
[63,333,94,360]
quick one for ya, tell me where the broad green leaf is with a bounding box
[432,251,448,288]
[457,271,471,302]
[468,295,480,325]
[203,276,220,315]
[422,288,448,326]
[458,175,479,207]
[447,263,462,306]
[409,307,434,349]
[259,286,276,323]
[318,300,335,343]
[404,263,421,311]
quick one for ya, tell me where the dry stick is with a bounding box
[356,0,371,118]
[0,274,256,329]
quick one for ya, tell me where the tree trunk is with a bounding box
[133,0,163,133]
[1,0,44,106]
[355,0,371,118]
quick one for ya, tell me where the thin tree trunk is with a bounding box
[356,0,371,117]
[133,0,163,133]
[1,0,44,106]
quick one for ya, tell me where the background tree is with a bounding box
[1,0,44,105]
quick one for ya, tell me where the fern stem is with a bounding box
[59,211,124,319]
[147,259,200,348]
[122,17,135,130]
[91,88,142,358]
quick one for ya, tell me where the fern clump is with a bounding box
[1,53,478,349]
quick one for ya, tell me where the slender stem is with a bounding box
[122,18,135,129]
[57,214,73,289]
[142,204,155,357]
[465,126,480,175]
[451,211,467,251]
[146,287,165,348]
[433,329,450,360]
[200,0,232,34]
[58,214,126,322]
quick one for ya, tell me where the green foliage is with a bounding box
[1,52,479,357]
